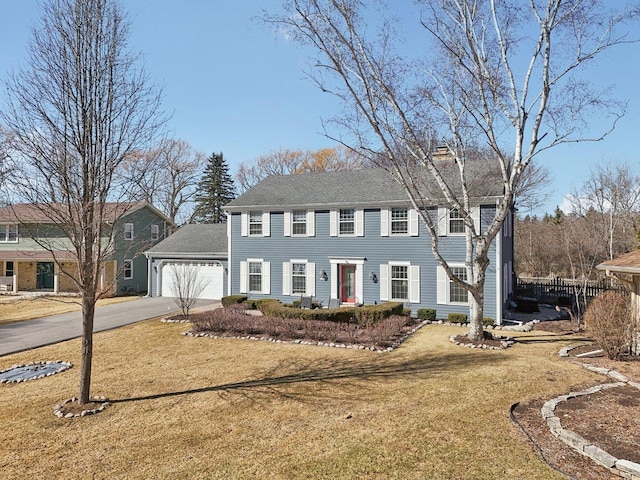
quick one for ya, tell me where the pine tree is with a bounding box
[192,152,236,223]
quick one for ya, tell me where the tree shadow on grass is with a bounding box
[515,334,593,345]
[112,349,509,405]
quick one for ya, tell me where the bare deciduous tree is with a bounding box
[119,139,205,225]
[267,0,637,341]
[236,145,366,192]
[1,0,164,404]
[168,262,209,318]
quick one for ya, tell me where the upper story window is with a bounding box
[449,209,465,234]
[124,223,134,240]
[339,209,355,235]
[391,208,408,235]
[291,210,307,236]
[249,211,263,236]
[0,224,18,243]
[151,224,159,241]
[449,266,468,303]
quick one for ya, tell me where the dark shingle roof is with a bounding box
[145,223,227,257]
[225,164,504,210]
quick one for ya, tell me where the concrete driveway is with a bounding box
[0,297,219,357]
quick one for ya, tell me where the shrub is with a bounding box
[584,290,634,360]
[417,308,436,321]
[353,302,404,327]
[448,313,468,324]
[221,295,247,308]
[482,317,494,326]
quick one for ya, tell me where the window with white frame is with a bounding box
[248,261,262,292]
[449,209,465,234]
[291,210,307,236]
[339,208,355,235]
[391,208,408,235]
[291,262,306,294]
[449,266,468,303]
[249,211,263,236]
[124,223,134,240]
[0,224,18,243]
[151,224,159,241]
[390,265,408,300]
[123,259,133,279]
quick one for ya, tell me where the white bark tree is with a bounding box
[267,0,637,341]
[1,0,164,404]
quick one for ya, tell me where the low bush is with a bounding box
[448,313,468,324]
[483,317,494,326]
[584,290,634,360]
[417,308,436,321]
[353,302,404,327]
[221,295,247,308]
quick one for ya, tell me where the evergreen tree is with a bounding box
[193,152,236,223]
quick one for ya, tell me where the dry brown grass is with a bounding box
[0,321,602,479]
[0,295,138,325]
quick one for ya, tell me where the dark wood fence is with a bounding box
[516,277,622,304]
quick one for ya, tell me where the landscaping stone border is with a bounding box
[161,315,190,324]
[182,319,431,353]
[542,359,640,479]
[54,396,111,418]
[0,361,72,384]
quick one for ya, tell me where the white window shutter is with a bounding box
[436,266,447,304]
[307,210,315,237]
[262,262,271,294]
[330,263,338,298]
[239,261,248,293]
[241,212,248,237]
[409,209,419,236]
[330,210,338,237]
[437,207,448,236]
[307,262,316,296]
[471,206,480,234]
[409,265,420,303]
[283,211,291,237]
[262,212,270,237]
[282,262,291,295]
[380,208,389,237]
[355,209,364,236]
[379,264,389,301]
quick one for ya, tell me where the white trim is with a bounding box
[496,228,503,324]
[436,266,447,304]
[239,260,247,293]
[241,212,248,237]
[380,209,389,237]
[262,212,270,237]
[329,210,338,237]
[409,208,419,236]
[409,265,420,303]
[471,206,480,234]
[227,216,232,296]
[123,259,133,279]
[355,209,364,237]
[329,257,365,304]
[262,261,270,294]
[283,211,291,237]
[282,261,291,295]
[307,262,316,296]
[307,210,315,237]
[437,207,448,236]
[285,259,317,297]
[124,223,134,241]
[379,264,389,301]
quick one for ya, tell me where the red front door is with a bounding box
[340,264,356,303]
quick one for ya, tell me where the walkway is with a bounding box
[0,297,218,357]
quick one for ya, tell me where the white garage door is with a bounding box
[161,261,224,300]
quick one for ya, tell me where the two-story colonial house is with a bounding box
[0,202,173,295]
[224,166,514,323]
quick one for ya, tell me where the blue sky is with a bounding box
[1,1,638,215]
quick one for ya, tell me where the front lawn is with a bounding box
[0,318,601,479]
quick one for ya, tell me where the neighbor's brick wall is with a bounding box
[18,262,37,291]
[57,262,78,293]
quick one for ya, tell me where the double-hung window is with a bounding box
[123,259,133,279]
[391,208,408,235]
[0,224,18,243]
[390,265,409,301]
[151,224,159,241]
[249,211,263,236]
[449,267,468,303]
[339,208,355,235]
[248,261,263,292]
[124,223,134,240]
[449,209,465,234]
[291,263,306,294]
[291,210,307,236]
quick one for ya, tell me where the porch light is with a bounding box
[369,272,378,283]
[319,269,328,281]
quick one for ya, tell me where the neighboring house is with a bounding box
[597,249,640,355]
[224,166,515,323]
[145,223,228,300]
[0,202,172,295]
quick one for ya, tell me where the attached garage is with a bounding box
[160,260,225,300]
[145,224,228,301]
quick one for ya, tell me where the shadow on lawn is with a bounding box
[112,350,509,405]
[515,334,593,345]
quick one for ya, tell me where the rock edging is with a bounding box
[0,361,72,384]
[542,359,640,479]
[54,396,111,418]
[181,320,430,353]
